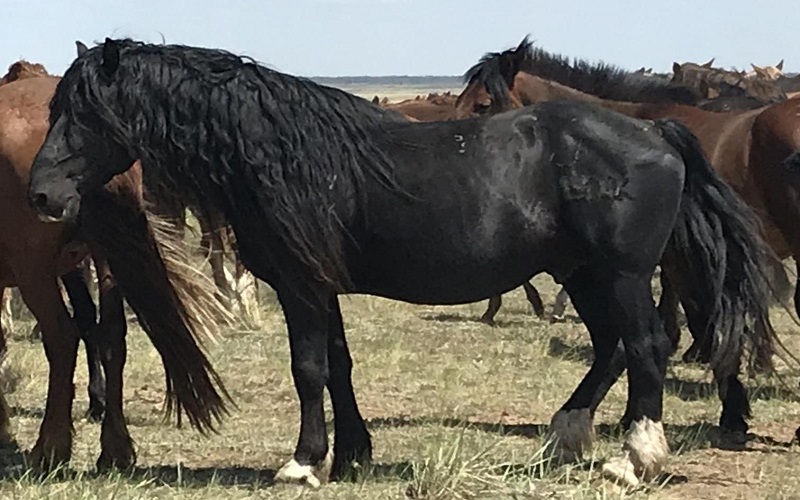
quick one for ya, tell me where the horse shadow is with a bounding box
[418,312,529,328]
[0,443,414,487]
[366,416,795,456]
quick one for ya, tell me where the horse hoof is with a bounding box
[601,455,640,488]
[477,316,496,327]
[96,449,136,472]
[28,441,71,471]
[275,450,333,488]
[544,409,595,463]
[86,408,105,423]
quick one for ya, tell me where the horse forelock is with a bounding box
[460,35,534,109]
[51,38,408,291]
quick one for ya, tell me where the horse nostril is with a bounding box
[33,192,49,210]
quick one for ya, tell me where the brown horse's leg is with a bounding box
[521,281,545,318]
[0,287,12,447]
[198,213,233,308]
[17,269,79,468]
[92,256,134,471]
[479,296,501,326]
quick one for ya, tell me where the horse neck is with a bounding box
[514,74,651,118]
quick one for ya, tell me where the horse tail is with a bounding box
[83,167,234,434]
[655,119,775,379]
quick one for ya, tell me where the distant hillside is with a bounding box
[309,75,463,87]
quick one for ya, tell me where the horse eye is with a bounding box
[475,102,491,114]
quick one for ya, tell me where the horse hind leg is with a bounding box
[599,269,671,487]
[550,286,570,322]
[521,281,545,318]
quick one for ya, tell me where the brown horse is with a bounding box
[0,61,115,419]
[0,64,229,470]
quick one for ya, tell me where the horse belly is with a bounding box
[349,227,568,305]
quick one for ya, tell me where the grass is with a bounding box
[3,269,800,499]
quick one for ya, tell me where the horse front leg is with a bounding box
[17,268,79,469]
[326,295,371,479]
[61,264,104,422]
[92,255,135,471]
[0,286,12,447]
[274,286,333,488]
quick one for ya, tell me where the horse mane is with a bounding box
[0,60,50,86]
[462,36,702,106]
[53,39,408,292]
[460,36,532,109]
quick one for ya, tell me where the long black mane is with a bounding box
[52,39,409,291]
[463,36,702,107]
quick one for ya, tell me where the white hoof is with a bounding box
[601,455,640,488]
[544,408,595,462]
[604,417,668,486]
[275,449,334,488]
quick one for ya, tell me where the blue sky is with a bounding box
[1,0,794,77]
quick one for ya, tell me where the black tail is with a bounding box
[656,119,775,378]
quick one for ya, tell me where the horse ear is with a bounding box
[101,37,120,77]
[777,59,784,71]
[703,58,715,68]
[672,62,681,73]
[75,40,89,57]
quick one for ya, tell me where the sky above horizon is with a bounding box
[1,0,795,77]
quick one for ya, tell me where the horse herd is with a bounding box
[1,35,799,490]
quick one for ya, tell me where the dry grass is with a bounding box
[1,269,800,499]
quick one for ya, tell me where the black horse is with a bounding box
[28,39,772,488]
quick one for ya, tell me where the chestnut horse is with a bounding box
[0,62,229,470]
[0,61,113,423]
[454,38,799,434]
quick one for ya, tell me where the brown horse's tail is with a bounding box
[83,168,233,433]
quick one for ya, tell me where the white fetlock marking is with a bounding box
[545,408,595,462]
[603,417,668,487]
[275,448,335,488]
[624,418,669,481]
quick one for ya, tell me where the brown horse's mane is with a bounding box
[0,60,50,86]
[462,36,702,108]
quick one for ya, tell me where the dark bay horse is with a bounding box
[0,64,228,471]
[28,38,773,488]
[453,37,799,433]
